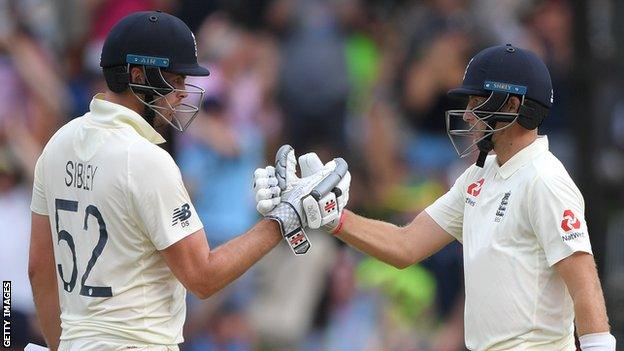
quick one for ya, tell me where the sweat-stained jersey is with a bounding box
[31,94,203,349]
[425,137,592,351]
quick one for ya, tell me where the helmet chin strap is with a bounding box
[473,91,510,168]
[476,135,494,167]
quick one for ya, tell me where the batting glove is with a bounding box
[275,147,351,234]
[253,165,281,216]
[254,145,349,255]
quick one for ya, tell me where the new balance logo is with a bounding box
[172,203,192,226]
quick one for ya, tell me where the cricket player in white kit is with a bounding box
[28,11,349,351]
[255,45,616,350]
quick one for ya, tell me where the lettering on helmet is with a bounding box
[126,54,170,68]
[484,81,527,95]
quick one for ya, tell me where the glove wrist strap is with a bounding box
[331,212,346,235]
[267,203,311,255]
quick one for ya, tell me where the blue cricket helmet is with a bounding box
[99,11,209,132]
[445,44,553,167]
[448,44,553,109]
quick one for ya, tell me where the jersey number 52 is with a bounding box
[54,198,112,298]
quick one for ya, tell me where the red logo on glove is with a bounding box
[290,232,306,247]
[561,209,581,232]
[467,178,485,197]
[324,199,337,213]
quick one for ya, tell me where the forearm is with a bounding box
[556,252,611,335]
[30,272,61,350]
[335,210,414,268]
[572,279,610,335]
[200,219,282,297]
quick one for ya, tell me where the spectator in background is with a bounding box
[239,2,349,348]
[301,249,382,351]
[0,16,66,348]
[396,0,478,177]
[520,0,575,168]
[0,144,42,350]
[0,9,68,149]
[177,14,279,350]
[272,0,351,158]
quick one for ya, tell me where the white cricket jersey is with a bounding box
[425,137,592,351]
[30,95,203,348]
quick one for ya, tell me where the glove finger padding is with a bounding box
[308,158,346,201]
[275,145,297,192]
[253,166,280,216]
[302,158,349,229]
[298,152,324,177]
[322,171,351,232]
[253,176,278,192]
[257,196,280,216]
[304,191,339,229]
[334,171,351,210]
[255,186,280,202]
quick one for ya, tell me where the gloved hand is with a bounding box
[253,165,281,216]
[252,145,351,254]
[274,146,350,233]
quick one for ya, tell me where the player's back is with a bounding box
[31,97,199,347]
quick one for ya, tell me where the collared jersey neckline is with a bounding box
[496,136,549,179]
[88,94,166,145]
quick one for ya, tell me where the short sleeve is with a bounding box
[128,142,203,250]
[30,154,48,215]
[529,174,592,266]
[424,168,468,242]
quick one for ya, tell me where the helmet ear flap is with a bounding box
[103,66,130,93]
[517,99,549,130]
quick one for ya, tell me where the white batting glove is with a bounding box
[253,166,281,216]
[259,145,349,255]
[275,146,351,233]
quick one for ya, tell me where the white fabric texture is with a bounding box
[425,137,591,350]
[30,95,202,345]
[579,332,616,351]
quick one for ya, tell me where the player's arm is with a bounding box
[28,212,61,351]
[161,220,281,299]
[530,173,615,349]
[335,209,455,268]
[253,148,461,269]
[555,252,615,348]
[332,160,463,269]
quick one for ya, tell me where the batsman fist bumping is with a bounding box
[28,11,343,351]
[254,45,615,350]
[253,145,351,254]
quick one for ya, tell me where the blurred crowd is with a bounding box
[1,0,622,350]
